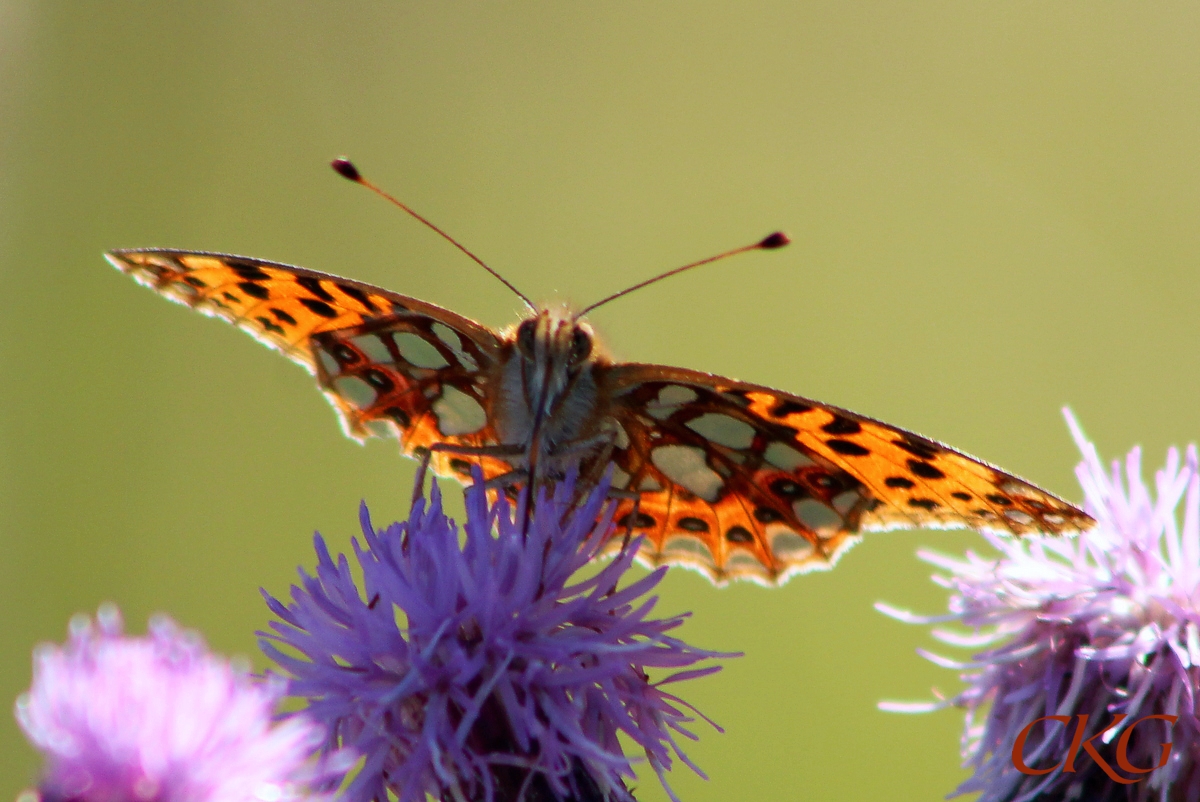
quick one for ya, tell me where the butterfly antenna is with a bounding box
[575,231,790,318]
[332,157,536,311]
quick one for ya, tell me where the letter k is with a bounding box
[1065,714,1138,785]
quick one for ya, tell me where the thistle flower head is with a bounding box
[880,410,1200,801]
[261,472,733,802]
[16,605,339,802]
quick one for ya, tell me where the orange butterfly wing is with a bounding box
[602,364,1093,586]
[106,249,512,482]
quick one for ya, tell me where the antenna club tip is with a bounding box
[758,231,791,250]
[331,157,361,182]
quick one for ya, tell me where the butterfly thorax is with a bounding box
[493,308,610,475]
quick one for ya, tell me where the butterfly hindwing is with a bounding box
[107,249,511,482]
[603,364,1092,585]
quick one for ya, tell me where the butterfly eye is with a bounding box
[516,319,537,358]
[569,327,593,366]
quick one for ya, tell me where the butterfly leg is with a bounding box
[480,469,527,491]
[621,494,643,550]
[411,441,525,504]
[411,447,435,507]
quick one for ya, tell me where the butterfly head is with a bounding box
[496,306,606,451]
[512,306,598,377]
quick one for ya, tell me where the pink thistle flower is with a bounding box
[16,605,343,802]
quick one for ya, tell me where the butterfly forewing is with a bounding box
[106,249,511,481]
[603,364,1093,585]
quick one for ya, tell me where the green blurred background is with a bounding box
[3,3,1200,798]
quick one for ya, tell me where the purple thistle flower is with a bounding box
[15,605,342,802]
[261,471,734,802]
[879,410,1200,801]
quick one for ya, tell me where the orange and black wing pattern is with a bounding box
[603,364,1093,586]
[106,249,512,482]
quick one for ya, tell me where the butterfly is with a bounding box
[105,239,1094,586]
[107,158,1092,584]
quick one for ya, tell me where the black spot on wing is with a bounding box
[885,476,915,489]
[618,512,656,529]
[364,369,395,393]
[299,298,338,318]
[893,437,940,460]
[231,263,271,282]
[256,316,285,335]
[270,308,297,326]
[238,281,270,300]
[770,478,805,499]
[822,416,862,435]
[907,459,945,480]
[331,343,359,364]
[337,283,379,312]
[753,506,783,523]
[297,276,335,302]
[771,399,812,418]
[677,517,709,533]
[725,526,754,544]
[383,407,411,427]
[826,439,870,456]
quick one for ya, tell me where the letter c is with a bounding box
[1012,715,1072,775]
